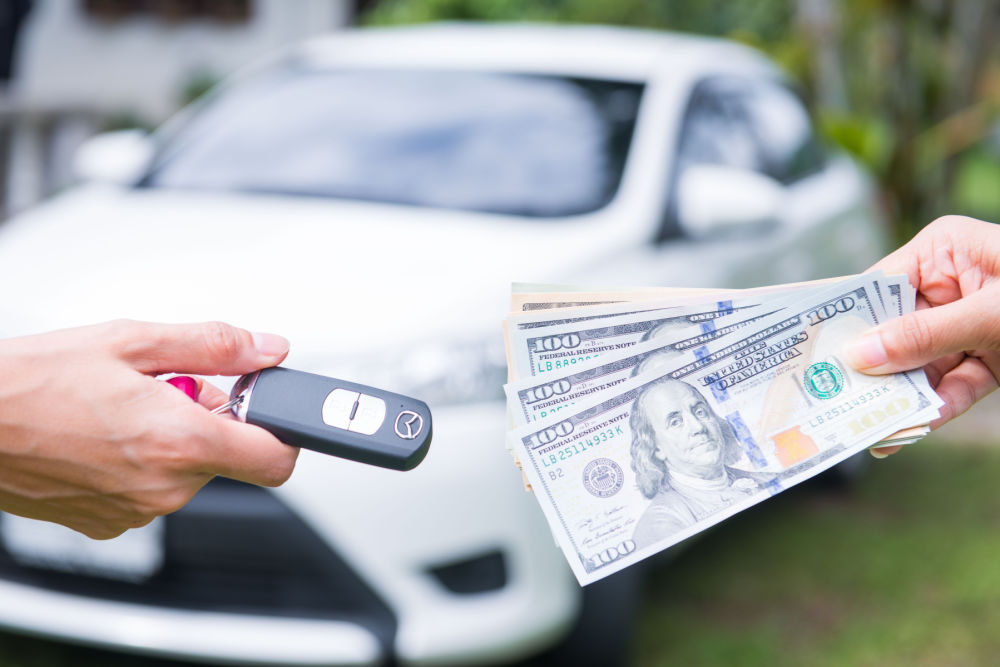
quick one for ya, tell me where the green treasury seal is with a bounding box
[804,361,844,399]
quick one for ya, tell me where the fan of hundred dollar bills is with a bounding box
[503,273,941,585]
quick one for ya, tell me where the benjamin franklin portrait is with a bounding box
[629,376,764,549]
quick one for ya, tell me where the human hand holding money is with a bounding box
[844,216,1000,444]
[503,272,941,585]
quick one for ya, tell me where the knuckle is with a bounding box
[80,523,127,540]
[125,515,155,530]
[929,214,972,233]
[987,314,1000,352]
[930,214,959,228]
[133,420,203,471]
[155,439,193,471]
[158,487,197,515]
[161,433,204,471]
[132,486,197,518]
[938,383,972,427]
[895,314,936,362]
[103,319,164,363]
[104,318,145,348]
[959,380,978,417]
[987,359,1000,388]
[104,318,141,336]
[202,321,244,361]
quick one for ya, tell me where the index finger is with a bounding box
[110,320,289,377]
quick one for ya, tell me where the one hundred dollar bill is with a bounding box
[506,312,763,428]
[506,300,770,382]
[504,279,852,382]
[506,275,931,446]
[508,276,844,314]
[507,274,942,585]
[510,283,716,313]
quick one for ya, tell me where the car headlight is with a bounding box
[310,335,508,407]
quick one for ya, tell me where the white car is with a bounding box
[0,23,887,666]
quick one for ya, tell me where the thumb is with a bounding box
[112,320,289,376]
[844,290,1000,374]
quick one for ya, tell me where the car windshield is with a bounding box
[144,66,643,217]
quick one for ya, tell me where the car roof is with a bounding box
[295,22,774,82]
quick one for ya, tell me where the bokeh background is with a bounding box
[5,0,1000,236]
[367,0,1000,244]
[1,1,999,665]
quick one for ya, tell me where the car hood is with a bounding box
[0,186,627,355]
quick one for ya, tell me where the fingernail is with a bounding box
[252,332,289,358]
[845,331,888,370]
[166,375,199,401]
[869,447,890,459]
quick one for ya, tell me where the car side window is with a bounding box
[677,77,826,184]
[658,76,827,241]
[676,83,763,174]
[740,80,826,183]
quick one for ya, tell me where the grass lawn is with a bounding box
[2,435,1000,666]
[633,436,1000,666]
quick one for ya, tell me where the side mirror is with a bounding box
[73,129,154,185]
[676,164,783,238]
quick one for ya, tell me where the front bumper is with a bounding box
[0,579,383,666]
[0,477,392,665]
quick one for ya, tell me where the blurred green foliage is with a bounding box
[363,0,1000,242]
[634,436,1000,666]
[179,71,221,107]
[365,0,793,37]
[100,111,154,134]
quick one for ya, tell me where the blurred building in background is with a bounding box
[0,0,353,218]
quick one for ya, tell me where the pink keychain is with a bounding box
[166,375,198,401]
[166,375,236,415]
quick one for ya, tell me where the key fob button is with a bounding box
[322,388,360,429]
[348,394,387,435]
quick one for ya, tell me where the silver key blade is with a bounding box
[211,396,243,415]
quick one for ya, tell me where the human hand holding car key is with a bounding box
[206,367,432,471]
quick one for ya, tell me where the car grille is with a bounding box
[0,478,396,649]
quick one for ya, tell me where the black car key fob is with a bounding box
[223,367,432,471]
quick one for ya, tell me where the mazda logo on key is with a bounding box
[394,411,424,440]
